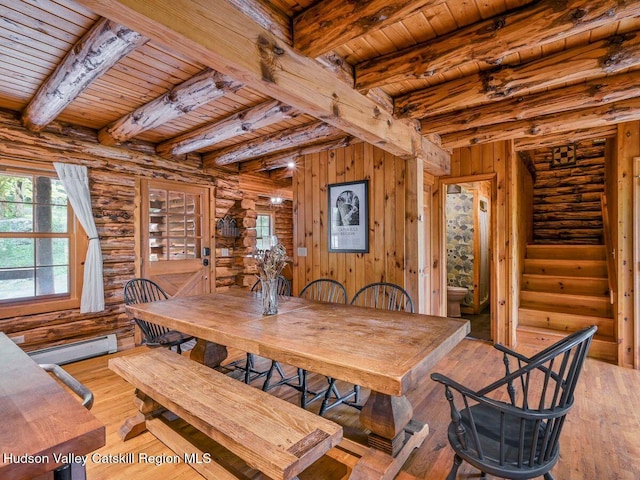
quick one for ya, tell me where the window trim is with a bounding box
[0,161,87,319]
[255,211,274,250]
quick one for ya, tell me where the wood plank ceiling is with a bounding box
[1,0,639,185]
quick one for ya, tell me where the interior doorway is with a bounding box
[441,176,495,341]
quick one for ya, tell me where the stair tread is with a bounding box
[520,290,610,301]
[525,259,606,264]
[526,244,606,260]
[518,307,613,322]
[522,273,608,281]
[517,324,615,343]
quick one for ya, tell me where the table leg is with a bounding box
[350,391,429,480]
[190,339,228,368]
[118,390,164,441]
[359,392,413,455]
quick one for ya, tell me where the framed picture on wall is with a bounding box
[328,180,369,253]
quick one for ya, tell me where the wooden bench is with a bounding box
[109,348,343,480]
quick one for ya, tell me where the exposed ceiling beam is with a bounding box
[155,99,297,157]
[98,68,243,145]
[76,0,450,176]
[239,136,361,173]
[21,18,147,132]
[227,0,291,44]
[514,126,617,151]
[293,0,446,58]
[399,31,640,119]
[355,0,640,91]
[232,4,398,118]
[228,0,395,117]
[422,69,640,136]
[203,121,345,167]
[441,97,640,149]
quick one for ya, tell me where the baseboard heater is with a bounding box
[28,334,118,365]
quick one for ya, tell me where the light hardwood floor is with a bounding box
[62,338,640,479]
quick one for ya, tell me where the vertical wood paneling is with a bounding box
[384,151,396,285]
[293,143,409,303]
[319,150,329,281]
[335,147,346,288]
[292,164,303,294]
[327,150,337,281]
[354,144,366,296]
[363,144,376,299]
[345,146,356,288]
[372,146,386,285]
[303,152,314,288]
[431,179,444,317]
[471,146,483,175]
[450,149,461,177]
[616,122,638,368]
[311,150,321,291]
[482,143,495,173]
[460,147,472,176]
[494,140,510,345]
[395,153,406,290]
[404,156,423,312]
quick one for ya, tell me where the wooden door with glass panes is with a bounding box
[140,180,212,297]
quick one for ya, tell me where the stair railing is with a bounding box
[601,194,616,304]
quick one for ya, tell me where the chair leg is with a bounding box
[244,353,254,384]
[262,361,278,390]
[543,473,555,480]
[319,378,360,415]
[299,369,324,409]
[262,362,304,392]
[446,454,462,480]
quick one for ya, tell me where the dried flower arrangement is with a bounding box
[255,243,287,315]
[255,242,287,281]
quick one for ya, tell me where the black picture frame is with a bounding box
[328,180,369,253]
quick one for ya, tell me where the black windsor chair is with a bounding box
[123,278,194,354]
[431,326,597,480]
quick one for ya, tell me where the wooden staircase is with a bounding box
[518,244,617,363]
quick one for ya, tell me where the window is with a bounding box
[147,186,203,262]
[255,213,273,250]
[0,164,84,317]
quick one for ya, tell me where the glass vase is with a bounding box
[261,277,278,315]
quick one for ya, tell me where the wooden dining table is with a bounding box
[126,289,469,479]
[0,332,105,480]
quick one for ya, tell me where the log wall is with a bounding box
[529,141,606,244]
[228,196,294,289]
[255,197,294,256]
[0,111,241,352]
[292,143,407,300]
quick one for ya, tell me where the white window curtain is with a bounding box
[53,162,105,313]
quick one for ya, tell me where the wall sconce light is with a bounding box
[447,184,462,194]
[287,161,296,169]
[270,196,283,205]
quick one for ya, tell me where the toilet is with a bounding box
[447,286,468,317]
